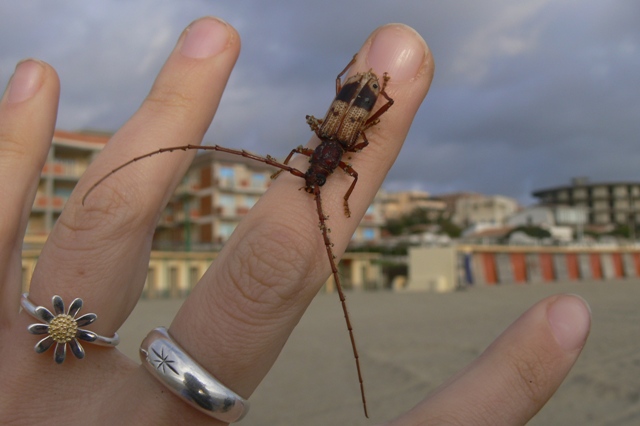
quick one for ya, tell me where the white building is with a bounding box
[453,194,520,228]
[507,205,587,228]
[506,205,586,243]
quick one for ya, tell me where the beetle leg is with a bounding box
[338,161,358,218]
[348,131,369,152]
[271,146,314,179]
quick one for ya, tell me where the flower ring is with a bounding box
[21,294,120,364]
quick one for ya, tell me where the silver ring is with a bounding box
[21,293,120,364]
[140,327,249,423]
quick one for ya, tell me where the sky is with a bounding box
[1,1,639,205]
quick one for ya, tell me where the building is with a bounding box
[25,130,383,250]
[22,130,385,296]
[532,178,640,227]
[153,149,385,250]
[452,194,520,228]
[153,150,275,250]
[506,205,587,228]
[432,192,482,219]
[380,189,447,220]
[505,205,583,243]
[26,130,109,247]
[21,249,383,295]
[350,196,385,246]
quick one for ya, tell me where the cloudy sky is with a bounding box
[1,1,638,205]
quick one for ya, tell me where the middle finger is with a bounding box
[169,23,433,403]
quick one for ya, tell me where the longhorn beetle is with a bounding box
[83,54,394,418]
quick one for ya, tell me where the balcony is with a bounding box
[175,181,201,196]
[42,160,87,179]
[32,195,66,211]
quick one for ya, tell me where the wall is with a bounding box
[21,250,382,297]
[406,247,457,292]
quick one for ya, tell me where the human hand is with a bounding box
[0,17,590,425]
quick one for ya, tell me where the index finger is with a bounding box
[167,22,434,409]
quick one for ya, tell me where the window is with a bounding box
[219,194,235,209]
[219,223,236,240]
[189,266,200,289]
[362,228,376,241]
[244,195,258,208]
[218,166,235,187]
[252,173,266,188]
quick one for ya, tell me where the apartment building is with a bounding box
[380,189,447,220]
[153,149,385,250]
[432,192,482,220]
[532,178,640,227]
[452,194,520,228]
[26,130,108,247]
[353,195,385,246]
[25,131,383,250]
[22,130,385,294]
[153,150,274,250]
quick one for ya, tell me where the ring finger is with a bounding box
[23,17,240,341]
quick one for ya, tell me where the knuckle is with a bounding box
[222,219,319,318]
[0,131,42,171]
[64,179,157,242]
[505,345,554,405]
[144,84,195,117]
[0,134,28,158]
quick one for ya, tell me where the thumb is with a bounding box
[390,294,591,425]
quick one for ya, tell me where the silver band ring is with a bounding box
[21,293,119,364]
[140,327,249,423]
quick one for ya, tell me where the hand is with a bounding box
[0,17,589,425]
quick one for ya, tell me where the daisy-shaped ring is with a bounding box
[21,294,120,364]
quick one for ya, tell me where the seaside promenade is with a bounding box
[118,279,640,425]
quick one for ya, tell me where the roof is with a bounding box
[53,129,111,145]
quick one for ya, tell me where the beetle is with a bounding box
[274,55,394,217]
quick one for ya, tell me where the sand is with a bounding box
[117,279,640,425]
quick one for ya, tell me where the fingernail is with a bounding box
[367,24,427,82]
[548,295,591,352]
[180,17,229,59]
[7,59,44,103]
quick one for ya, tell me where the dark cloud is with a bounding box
[1,0,638,205]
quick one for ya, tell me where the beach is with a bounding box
[118,279,640,425]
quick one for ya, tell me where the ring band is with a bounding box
[21,293,119,363]
[140,327,250,423]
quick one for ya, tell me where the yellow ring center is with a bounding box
[48,314,78,343]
